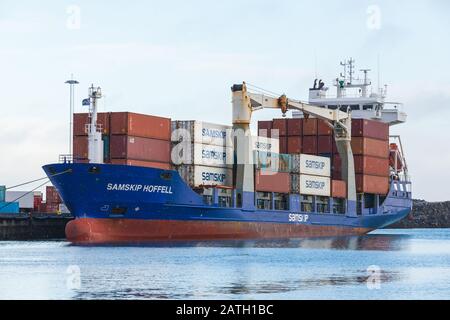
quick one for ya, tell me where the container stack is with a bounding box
[45,186,62,213]
[259,117,390,196]
[333,119,390,195]
[33,191,43,212]
[73,112,172,170]
[0,185,20,214]
[289,154,331,196]
[171,121,234,188]
[73,112,111,163]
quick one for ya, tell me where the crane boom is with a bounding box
[231,82,357,214]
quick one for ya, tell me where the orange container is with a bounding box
[355,175,390,195]
[111,159,172,170]
[354,156,389,177]
[318,136,333,154]
[287,118,303,136]
[110,135,171,163]
[73,112,110,136]
[332,180,347,198]
[287,136,302,154]
[351,137,389,158]
[318,119,333,136]
[303,118,318,136]
[110,112,171,140]
[352,119,389,141]
[255,170,290,193]
[73,135,88,159]
[258,121,273,138]
[302,136,318,155]
[272,119,288,137]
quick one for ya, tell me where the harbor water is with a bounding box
[0,229,449,300]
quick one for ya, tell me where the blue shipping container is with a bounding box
[0,185,5,202]
[0,201,20,214]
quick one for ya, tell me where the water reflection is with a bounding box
[79,233,412,251]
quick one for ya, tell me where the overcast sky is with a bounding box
[0,0,449,201]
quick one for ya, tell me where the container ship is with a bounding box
[44,59,412,244]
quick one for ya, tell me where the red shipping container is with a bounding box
[287,136,302,154]
[352,119,389,141]
[354,156,389,177]
[287,119,303,136]
[73,136,88,159]
[303,118,318,136]
[318,119,333,136]
[318,136,333,154]
[258,121,273,138]
[45,186,61,205]
[110,135,171,163]
[111,112,171,140]
[302,136,318,155]
[278,136,288,154]
[356,175,390,195]
[255,170,290,193]
[351,137,389,158]
[111,159,172,170]
[33,194,43,211]
[73,112,110,136]
[272,119,287,137]
[332,180,347,198]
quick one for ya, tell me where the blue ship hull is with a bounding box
[43,163,412,244]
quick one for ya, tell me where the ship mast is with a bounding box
[87,84,104,164]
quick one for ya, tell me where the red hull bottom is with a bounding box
[66,218,373,245]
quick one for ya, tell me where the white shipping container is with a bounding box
[5,191,34,209]
[176,165,233,187]
[251,136,280,154]
[171,121,233,147]
[297,154,331,177]
[171,143,234,167]
[299,175,331,197]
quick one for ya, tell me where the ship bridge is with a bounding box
[294,59,407,126]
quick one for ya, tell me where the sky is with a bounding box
[0,0,449,201]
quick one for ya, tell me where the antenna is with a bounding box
[377,54,381,93]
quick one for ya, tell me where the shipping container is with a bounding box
[352,119,389,141]
[252,136,280,154]
[287,136,302,154]
[33,192,43,211]
[351,137,389,158]
[73,135,88,159]
[255,152,291,173]
[73,112,110,136]
[279,136,288,154]
[176,165,233,188]
[0,202,19,214]
[293,154,331,177]
[0,185,5,202]
[354,156,389,177]
[5,191,34,209]
[258,121,273,138]
[272,119,288,137]
[46,186,61,205]
[355,175,390,195]
[171,120,232,147]
[111,112,171,140]
[303,118,318,136]
[111,135,171,163]
[332,180,347,198]
[299,174,331,197]
[318,119,333,136]
[111,159,172,170]
[318,135,333,154]
[302,136,318,155]
[171,143,234,167]
[255,170,290,194]
[287,118,303,136]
